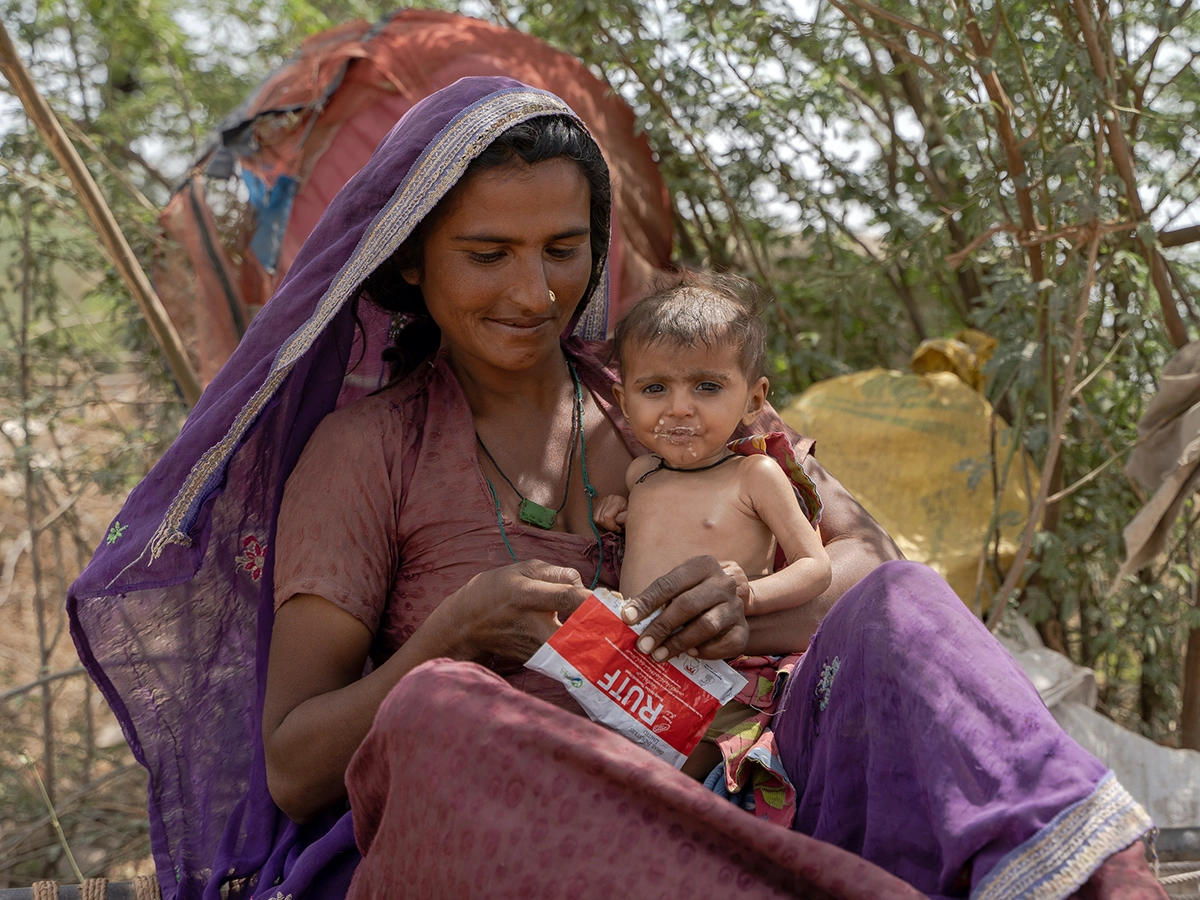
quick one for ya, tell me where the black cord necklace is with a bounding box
[636,451,738,484]
[476,366,580,530]
[480,361,604,588]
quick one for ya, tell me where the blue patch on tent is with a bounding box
[243,172,299,273]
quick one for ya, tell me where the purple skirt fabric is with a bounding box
[776,560,1154,899]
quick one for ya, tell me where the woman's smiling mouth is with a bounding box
[489,316,554,331]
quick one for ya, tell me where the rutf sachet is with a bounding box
[526,587,747,768]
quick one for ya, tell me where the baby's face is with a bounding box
[613,340,769,469]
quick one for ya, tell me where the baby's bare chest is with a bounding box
[625,475,773,556]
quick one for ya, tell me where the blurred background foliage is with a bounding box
[1,0,1199,883]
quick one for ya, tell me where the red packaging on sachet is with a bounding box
[526,587,747,768]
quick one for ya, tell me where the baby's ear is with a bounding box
[742,376,770,424]
[612,381,628,415]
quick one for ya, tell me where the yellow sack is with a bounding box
[781,367,1037,614]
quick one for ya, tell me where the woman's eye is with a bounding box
[469,251,505,264]
[546,245,580,260]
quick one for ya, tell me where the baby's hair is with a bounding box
[612,270,768,380]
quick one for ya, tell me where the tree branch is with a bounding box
[1070,0,1189,348]
[1162,224,1200,249]
[959,5,1045,283]
[987,227,1103,631]
[0,16,202,404]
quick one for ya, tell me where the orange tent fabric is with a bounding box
[154,10,673,384]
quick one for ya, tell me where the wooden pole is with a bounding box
[0,17,203,406]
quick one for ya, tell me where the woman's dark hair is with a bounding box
[611,270,768,381]
[360,115,612,380]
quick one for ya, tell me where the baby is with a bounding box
[595,272,831,777]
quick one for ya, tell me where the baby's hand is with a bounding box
[719,560,752,613]
[593,495,628,532]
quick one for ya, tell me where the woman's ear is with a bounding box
[400,267,422,286]
[741,376,770,425]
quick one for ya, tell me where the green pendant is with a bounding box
[518,498,557,529]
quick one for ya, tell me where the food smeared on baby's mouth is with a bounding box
[652,418,700,453]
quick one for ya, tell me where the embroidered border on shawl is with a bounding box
[971,772,1152,900]
[142,88,586,563]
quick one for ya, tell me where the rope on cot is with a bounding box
[132,876,161,900]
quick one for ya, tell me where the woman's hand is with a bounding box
[719,560,752,609]
[618,556,748,661]
[427,559,593,664]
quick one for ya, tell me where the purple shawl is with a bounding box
[68,77,609,900]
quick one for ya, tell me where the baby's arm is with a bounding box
[593,455,659,532]
[593,494,628,532]
[741,455,832,616]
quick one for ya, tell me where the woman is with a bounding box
[70,77,1162,900]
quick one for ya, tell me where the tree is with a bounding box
[1,0,1199,882]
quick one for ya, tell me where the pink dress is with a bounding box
[273,341,627,711]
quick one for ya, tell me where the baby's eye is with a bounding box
[697,382,723,393]
[642,383,666,395]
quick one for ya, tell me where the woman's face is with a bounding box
[403,158,593,373]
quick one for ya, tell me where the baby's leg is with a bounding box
[681,740,722,780]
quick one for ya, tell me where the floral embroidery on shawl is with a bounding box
[236,535,267,582]
[105,521,127,545]
[816,657,841,711]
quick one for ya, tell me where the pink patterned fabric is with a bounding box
[345,658,929,900]
[1068,844,1167,899]
[719,653,803,825]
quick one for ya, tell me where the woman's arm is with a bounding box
[262,561,591,823]
[262,595,445,821]
[743,455,902,655]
